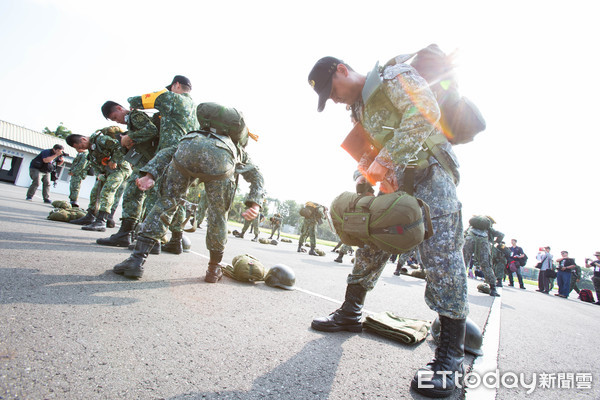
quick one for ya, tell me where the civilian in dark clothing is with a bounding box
[26,144,65,203]
[507,238,526,289]
[555,250,576,298]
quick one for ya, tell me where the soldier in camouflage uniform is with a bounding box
[113,103,264,282]
[308,56,468,398]
[268,213,282,240]
[235,213,261,241]
[68,151,89,208]
[127,75,199,254]
[463,215,504,296]
[333,243,353,263]
[94,101,159,248]
[66,133,131,232]
[492,241,510,287]
[297,203,324,256]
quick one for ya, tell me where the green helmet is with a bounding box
[431,316,483,357]
[265,264,296,290]
[224,254,265,282]
[270,239,278,245]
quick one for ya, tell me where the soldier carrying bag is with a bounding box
[330,191,433,254]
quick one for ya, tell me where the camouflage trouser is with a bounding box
[348,211,468,320]
[69,174,85,202]
[339,244,353,255]
[298,219,317,248]
[120,168,146,222]
[89,169,129,213]
[241,217,259,237]
[111,177,128,214]
[195,186,208,226]
[269,224,281,239]
[463,234,496,286]
[139,161,236,254]
[143,175,186,233]
[493,261,506,282]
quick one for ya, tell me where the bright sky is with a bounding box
[1,0,598,265]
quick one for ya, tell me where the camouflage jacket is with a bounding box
[86,132,131,176]
[351,62,461,218]
[124,109,160,164]
[70,151,89,179]
[128,90,199,151]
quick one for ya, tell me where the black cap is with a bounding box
[166,75,192,91]
[308,57,342,112]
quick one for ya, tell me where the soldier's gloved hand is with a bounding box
[136,174,155,191]
[242,203,260,221]
[97,174,106,182]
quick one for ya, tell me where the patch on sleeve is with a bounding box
[141,89,167,109]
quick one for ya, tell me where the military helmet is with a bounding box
[182,234,191,252]
[431,316,483,357]
[265,264,296,290]
[228,254,265,282]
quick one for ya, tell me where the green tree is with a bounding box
[279,199,301,228]
[43,123,72,140]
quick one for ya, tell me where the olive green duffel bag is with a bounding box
[330,191,432,254]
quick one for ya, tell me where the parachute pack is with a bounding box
[330,191,432,254]
[383,44,486,145]
[196,102,250,147]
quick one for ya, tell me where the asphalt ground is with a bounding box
[1,182,599,400]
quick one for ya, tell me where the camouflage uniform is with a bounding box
[68,151,89,203]
[269,214,282,240]
[463,219,503,287]
[347,62,468,319]
[129,89,199,233]
[298,206,324,250]
[86,132,131,213]
[119,110,160,223]
[138,132,264,255]
[241,216,260,238]
[492,243,510,283]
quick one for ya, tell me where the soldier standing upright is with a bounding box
[308,54,468,398]
[68,150,89,208]
[113,102,264,282]
[95,101,159,248]
[463,215,504,296]
[127,75,199,254]
[297,202,325,256]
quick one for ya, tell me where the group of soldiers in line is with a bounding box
[64,75,265,282]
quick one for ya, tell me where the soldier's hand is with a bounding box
[136,175,155,191]
[97,174,106,182]
[108,161,117,170]
[120,135,134,149]
[366,160,389,182]
[242,204,260,221]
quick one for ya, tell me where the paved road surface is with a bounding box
[1,183,598,399]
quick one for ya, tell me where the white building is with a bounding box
[0,120,95,199]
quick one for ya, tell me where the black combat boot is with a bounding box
[496,279,503,288]
[113,236,156,279]
[162,231,183,254]
[489,283,500,297]
[70,201,80,208]
[251,235,259,242]
[411,316,466,398]
[333,253,344,263]
[82,211,109,232]
[96,218,136,247]
[297,244,306,253]
[205,251,224,283]
[311,284,366,332]
[106,209,116,228]
[69,209,96,225]
[309,247,318,256]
